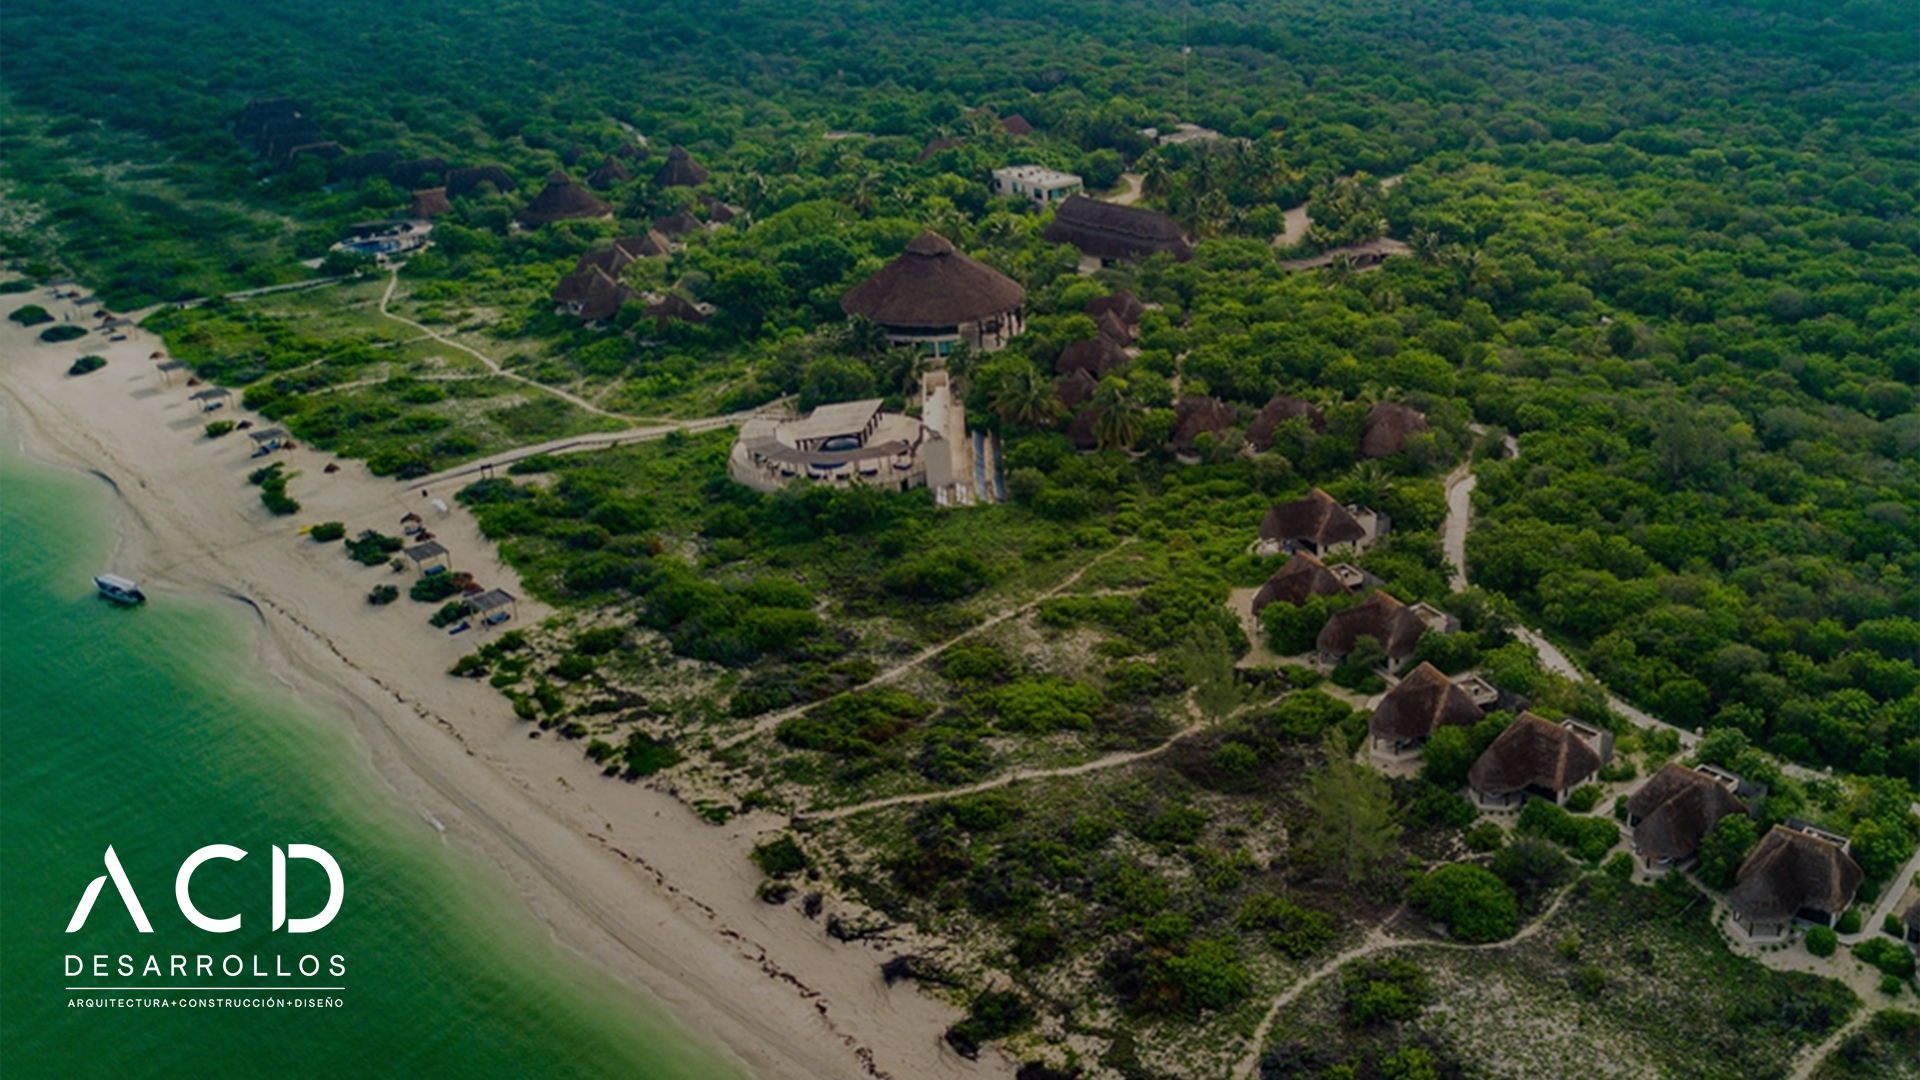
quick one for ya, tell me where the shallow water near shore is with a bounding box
[0,418,750,1078]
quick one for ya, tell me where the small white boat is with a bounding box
[94,573,147,605]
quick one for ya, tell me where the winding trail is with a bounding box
[796,715,1207,822]
[718,540,1136,751]
[1233,888,1576,1078]
[377,267,647,421]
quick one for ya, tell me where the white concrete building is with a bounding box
[991,165,1083,206]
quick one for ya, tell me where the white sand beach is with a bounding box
[0,288,999,1080]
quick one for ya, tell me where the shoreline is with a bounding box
[0,288,991,1080]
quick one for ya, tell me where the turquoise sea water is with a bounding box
[0,427,750,1079]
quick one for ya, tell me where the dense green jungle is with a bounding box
[3,1,1916,1077]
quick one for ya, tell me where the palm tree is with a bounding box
[838,315,892,359]
[990,363,1063,428]
[1141,157,1175,203]
[1088,376,1144,450]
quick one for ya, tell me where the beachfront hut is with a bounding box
[156,359,189,385]
[248,428,288,453]
[404,540,451,573]
[652,146,709,188]
[1728,824,1864,937]
[1368,661,1486,754]
[1251,551,1349,616]
[468,588,518,626]
[1043,195,1193,264]
[1360,401,1429,460]
[1467,713,1609,808]
[516,171,613,226]
[839,231,1026,356]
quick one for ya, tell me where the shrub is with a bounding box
[1516,798,1620,863]
[9,303,53,325]
[366,584,399,605]
[40,324,87,342]
[1885,914,1905,938]
[618,731,680,778]
[204,420,236,438]
[1854,937,1917,979]
[1836,908,1863,935]
[345,530,405,565]
[1603,852,1635,880]
[1694,814,1759,890]
[1341,958,1433,1024]
[752,836,809,877]
[67,354,106,375]
[449,653,488,678]
[1237,895,1338,958]
[1882,974,1906,997]
[551,653,596,681]
[1160,939,1251,1013]
[308,521,346,542]
[429,600,469,627]
[411,574,463,602]
[944,991,1033,1059]
[1805,926,1838,957]
[776,689,931,757]
[1465,822,1506,853]
[1565,785,1603,813]
[1491,837,1572,903]
[1408,863,1519,942]
[987,677,1101,734]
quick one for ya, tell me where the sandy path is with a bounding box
[1441,459,1473,592]
[1,288,1001,1080]
[1104,173,1143,205]
[717,540,1135,751]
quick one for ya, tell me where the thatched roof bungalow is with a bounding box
[1627,763,1750,869]
[1360,401,1429,459]
[1729,824,1864,937]
[517,170,613,226]
[1084,289,1144,328]
[1056,368,1098,410]
[1315,589,1429,668]
[587,157,632,190]
[1251,551,1348,615]
[1043,195,1193,264]
[654,209,703,237]
[409,188,453,219]
[643,293,708,331]
[653,145,709,187]
[839,231,1026,356]
[1369,661,1486,753]
[1260,488,1367,556]
[446,165,517,198]
[1246,393,1327,451]
[1054,335,1130,379]
[1001,114,1035,136]
[1468,713,1610,808]
[1170,396,1236,452]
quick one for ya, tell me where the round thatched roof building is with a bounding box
[839,231,1026,355]
[517,170,613,226]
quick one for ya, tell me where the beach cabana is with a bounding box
[248,427,287,454]
[403,540,451,573]
[468,588,518,626]
[190,387,233,410]
[156,359,189,385]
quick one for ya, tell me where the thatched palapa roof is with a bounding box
[1729,825,1863,923]
[704,197,740,224]
[574,246,634,278]
[644,293,707,329]
[1316,589,1427,661]
[654,209,703,237]
[1095,309,1135,345]
[1246,394,1327,451]
[653,145,709,187]
[839,231,1026,330]
[1628,763,1749,863]
[518,170,613,225]
[1261,488,1365,549]
[410,188,453,219]
[587,157,632,190]
[1252,551,1348,614]
[916,137,965,164]
[1170,396,1236,451]
[1001,114,1035,136]
[1467,713,1602,799]
[1055,335,1130,378]
[1369,662,1486,745]
[1360,401,1429,459]
[1056,368,1098,409]
[614,231,673,259]
[1044,195,1193,262]
[1085,289,1144,328]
